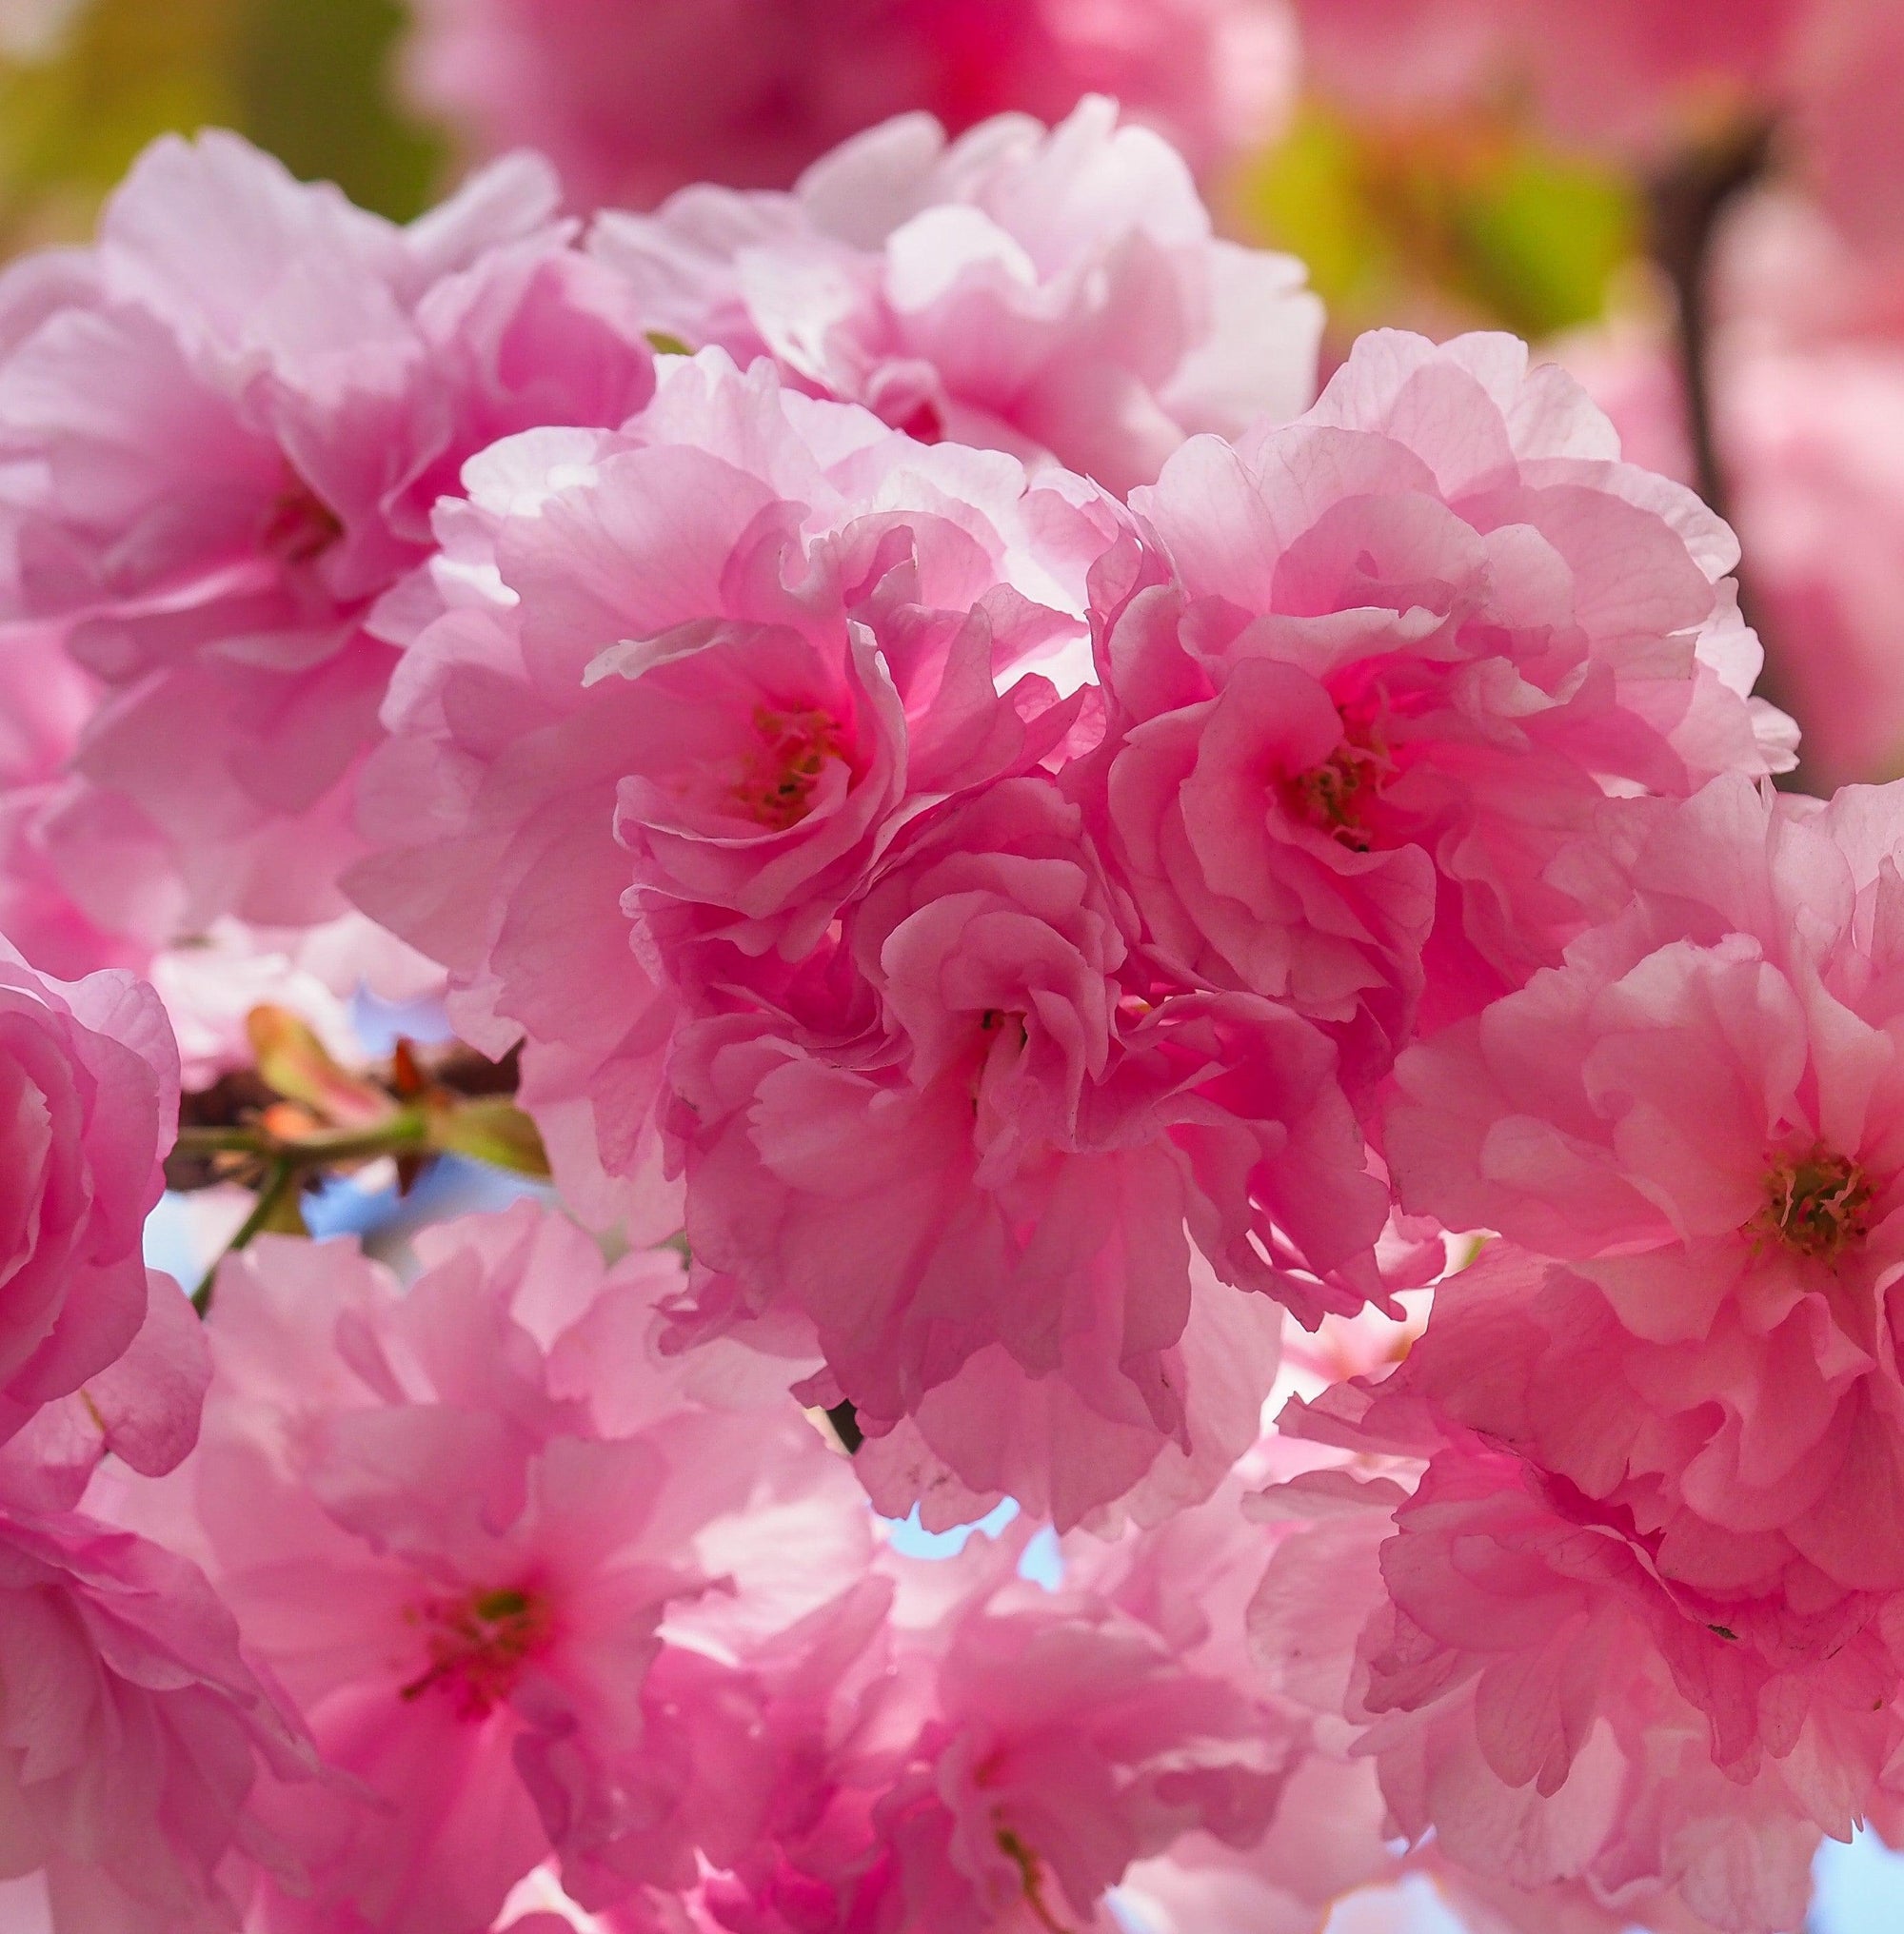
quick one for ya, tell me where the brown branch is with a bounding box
[1647,118,1797,740]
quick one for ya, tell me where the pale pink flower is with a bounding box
[0,936,184,1449]
[147,1205,870,1934]
[1076,330,1792,1075]
[1381,778,1904,1804]
[591,97,1322,496]
[0,130,656,941]
[402,0,1297,212]
[664,775,1390,1529]
[348,348,1120,1231]
[0,1490,313,1934]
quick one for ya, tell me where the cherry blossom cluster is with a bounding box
[1,79,1901,1934]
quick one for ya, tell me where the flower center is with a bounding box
[1280,733,1391,852]
[259,479,344,568]
[400,1585,550,1720]
[731,706,848,831]
[1755,1145,1874,1260]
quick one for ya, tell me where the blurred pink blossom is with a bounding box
[1294,0,1806,152]
[402,0,1299,211]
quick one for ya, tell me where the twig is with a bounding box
[191,1161,300,1315]
[172,1114,430,1172]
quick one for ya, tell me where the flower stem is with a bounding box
[191,1162,301,1315]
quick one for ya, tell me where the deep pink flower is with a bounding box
[348,347,1120,1230]
[1075,329,1792,1076]
[664,775,1390,1529]
[591,97,1321,495]
[150,1205,871,1934]
[0,130,656,940]
[402,0,1297,211]
[0,937,183,1450]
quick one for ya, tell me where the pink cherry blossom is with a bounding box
[0,1492,314,1934]
[141,1205,871,1934]
[590,97,1322,495]
[348,347,1121,1231]
[1382,777,1904,1785]
[664,775,1390,1529]
[0,130,656,943]
[848,1247,1290,1539]
[402,0,1297,212]
[1073,329,1793,1076]
[1248,1430,1835,1934]
[0,936,183,1449]
[694,1508,1291,1934]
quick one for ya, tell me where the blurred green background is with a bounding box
[0,0,442,248]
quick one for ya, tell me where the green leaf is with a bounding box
[427,1096,552,1178]
[253,1173,311,1236]
[1232,101,1638,344]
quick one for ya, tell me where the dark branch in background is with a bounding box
[166,1013,546,1314]
[825,1401,864,1454]
[1647,118,1798,745]
[168,1039,526,1192]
